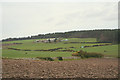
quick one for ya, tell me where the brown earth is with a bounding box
[2,58,118,79]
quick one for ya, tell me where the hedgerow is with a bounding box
[72,50,103,58]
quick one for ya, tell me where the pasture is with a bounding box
[2,38,118,58]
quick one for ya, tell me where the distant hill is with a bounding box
[2,29,120,44]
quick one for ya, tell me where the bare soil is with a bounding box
[2,58,118,78]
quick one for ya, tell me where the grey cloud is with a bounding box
[2,2,118,39]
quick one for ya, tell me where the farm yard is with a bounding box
[2,38,119,79]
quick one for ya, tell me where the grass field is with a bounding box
[2,38,118,58]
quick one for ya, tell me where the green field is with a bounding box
[2,38,118,58]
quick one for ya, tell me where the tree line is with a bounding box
[2,29,120,44]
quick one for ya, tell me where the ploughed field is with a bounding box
[2,58,118,78]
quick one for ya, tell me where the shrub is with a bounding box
[83,52,103,58]
[72,50,103,58]
[46,57,54,61]
[72,52,79,56]
[117,56,120,58]
[57,57,63,61]
[36,57,54,61]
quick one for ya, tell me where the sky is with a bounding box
[0,0,119,39]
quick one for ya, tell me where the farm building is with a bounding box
[34,38,60,43]
[61,39,68,41]
[35,40,40,43]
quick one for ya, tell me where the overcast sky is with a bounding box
[1,0,118,39]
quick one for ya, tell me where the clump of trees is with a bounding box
[96,29,119,44]
[2,29,120,44]
[36,57,64,61]
[72,50,104,58]
[36,57,54,61]
[56,57,63,61]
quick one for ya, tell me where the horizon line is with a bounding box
[2,28,119,40]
